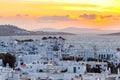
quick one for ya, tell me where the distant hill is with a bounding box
[38,27,120,35]
[37,27,99,34]
[37,28,58,32]
[61,27,99,34]
[104,32,120,36]
[0,25,74,36]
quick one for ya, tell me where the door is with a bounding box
[73,67,76,73]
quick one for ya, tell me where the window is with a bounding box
[78,67,80,69]
[99,55,100,58]
[112,54,113,57]
[104,54,105,58]
[101,55,103,58]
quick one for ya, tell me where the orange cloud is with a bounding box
[0,0,120,30]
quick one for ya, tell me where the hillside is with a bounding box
[0,25,74,36]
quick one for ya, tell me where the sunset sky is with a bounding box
[0,0,120,30]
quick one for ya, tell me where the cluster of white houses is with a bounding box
[0,36,120,80]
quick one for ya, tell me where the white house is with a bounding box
[0,59,2,66]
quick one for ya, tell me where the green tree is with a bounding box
[0,53,16,68]
[117,48,120,52]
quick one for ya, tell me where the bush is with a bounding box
[61,69,68,73]
[53,45,59,51]
[87,58,97,61]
